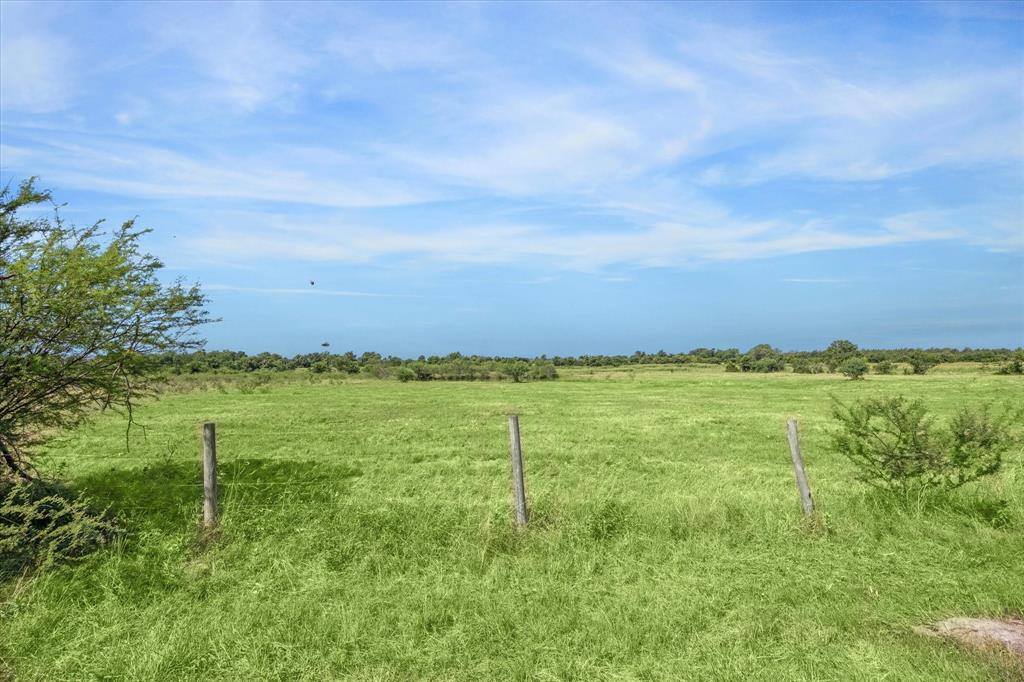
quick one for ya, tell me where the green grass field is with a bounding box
[3,368,1023,680]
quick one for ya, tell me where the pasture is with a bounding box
[2,367,1022,680]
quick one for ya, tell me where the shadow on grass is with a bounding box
[71,458,364,534]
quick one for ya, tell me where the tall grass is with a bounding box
[2,369,1022,680]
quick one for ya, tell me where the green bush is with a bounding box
[506,361,530,383]
[740,344,785,372]
[745,357,786,373]
[395,367,416,382]
[873,360,895,375]
[831,396,1017,491]
[906,353,936,375]
[791,359,826,374]
[1,479,118,577]
[529,362,558,380]
[996,351,1024,375]
[839,356,869,380]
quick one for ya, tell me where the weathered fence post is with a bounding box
[786,418,814,518]
[507,415,529,527]
[202,422,218,529]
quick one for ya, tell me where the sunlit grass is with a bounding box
[3,369,1022,680]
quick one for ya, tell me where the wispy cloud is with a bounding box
[1,0,1020,273]
[0,4,76,112]
[204,284,420,298]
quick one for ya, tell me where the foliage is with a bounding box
[905,353,936,375]
[505,361,530,383]
[873,360,895,375]
[839,356,870,380]
[151,346,1023,377]
[528,362,558,380]
[996,351,1024,375]
[825,339,859,371]
[831,396,1017,491]
[1,479,118,577]
[395,366,416,382]
[740,344,786,373]
[790,359,826,374]
[0,179,210,477]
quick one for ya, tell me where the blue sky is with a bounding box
[1,0,1022,356]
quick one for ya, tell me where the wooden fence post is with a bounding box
[507,415,529,527]
[202,422,218,529]
[786,418,814,518]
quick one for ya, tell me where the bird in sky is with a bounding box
[321,342,330,347]
[310,280,315,286]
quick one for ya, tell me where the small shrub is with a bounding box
[395,367,416,383]
[996,352,1024,375]
[791,359,826,374]
[529,362,558,380]
[237,372,272,394]
[1,479,119,577]
[839,356,869,380]
[724,361,740,373]
[831,396,1017,491]
[310,360,329,374]
[743,357,786,373]
[873,360,895,375]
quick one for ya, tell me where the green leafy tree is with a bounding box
[906,353,936,375]
[825,339,859,371]
[740,344,785,372]
[0,179,210,479]
[839,356,870,380]
[506,361,530,383]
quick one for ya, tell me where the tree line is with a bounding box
[153,342,1024,379]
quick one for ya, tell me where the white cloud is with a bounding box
[183,208,957,271]
[0,3,76,112]
[2,138,437,208]
[204,284,418,298]
[1,1,1020,273]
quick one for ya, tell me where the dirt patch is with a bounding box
[915,617,1024,659]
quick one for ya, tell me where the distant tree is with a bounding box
[529,362,558,380]
[0,179,210,479]
[906,353,936,375]
[825,339,859,371]
[741,344,785,372]
[506,361,530,383]
[745,343,779,361]
[839,356,870,380]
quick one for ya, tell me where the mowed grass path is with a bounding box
[3,369,1023,680]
